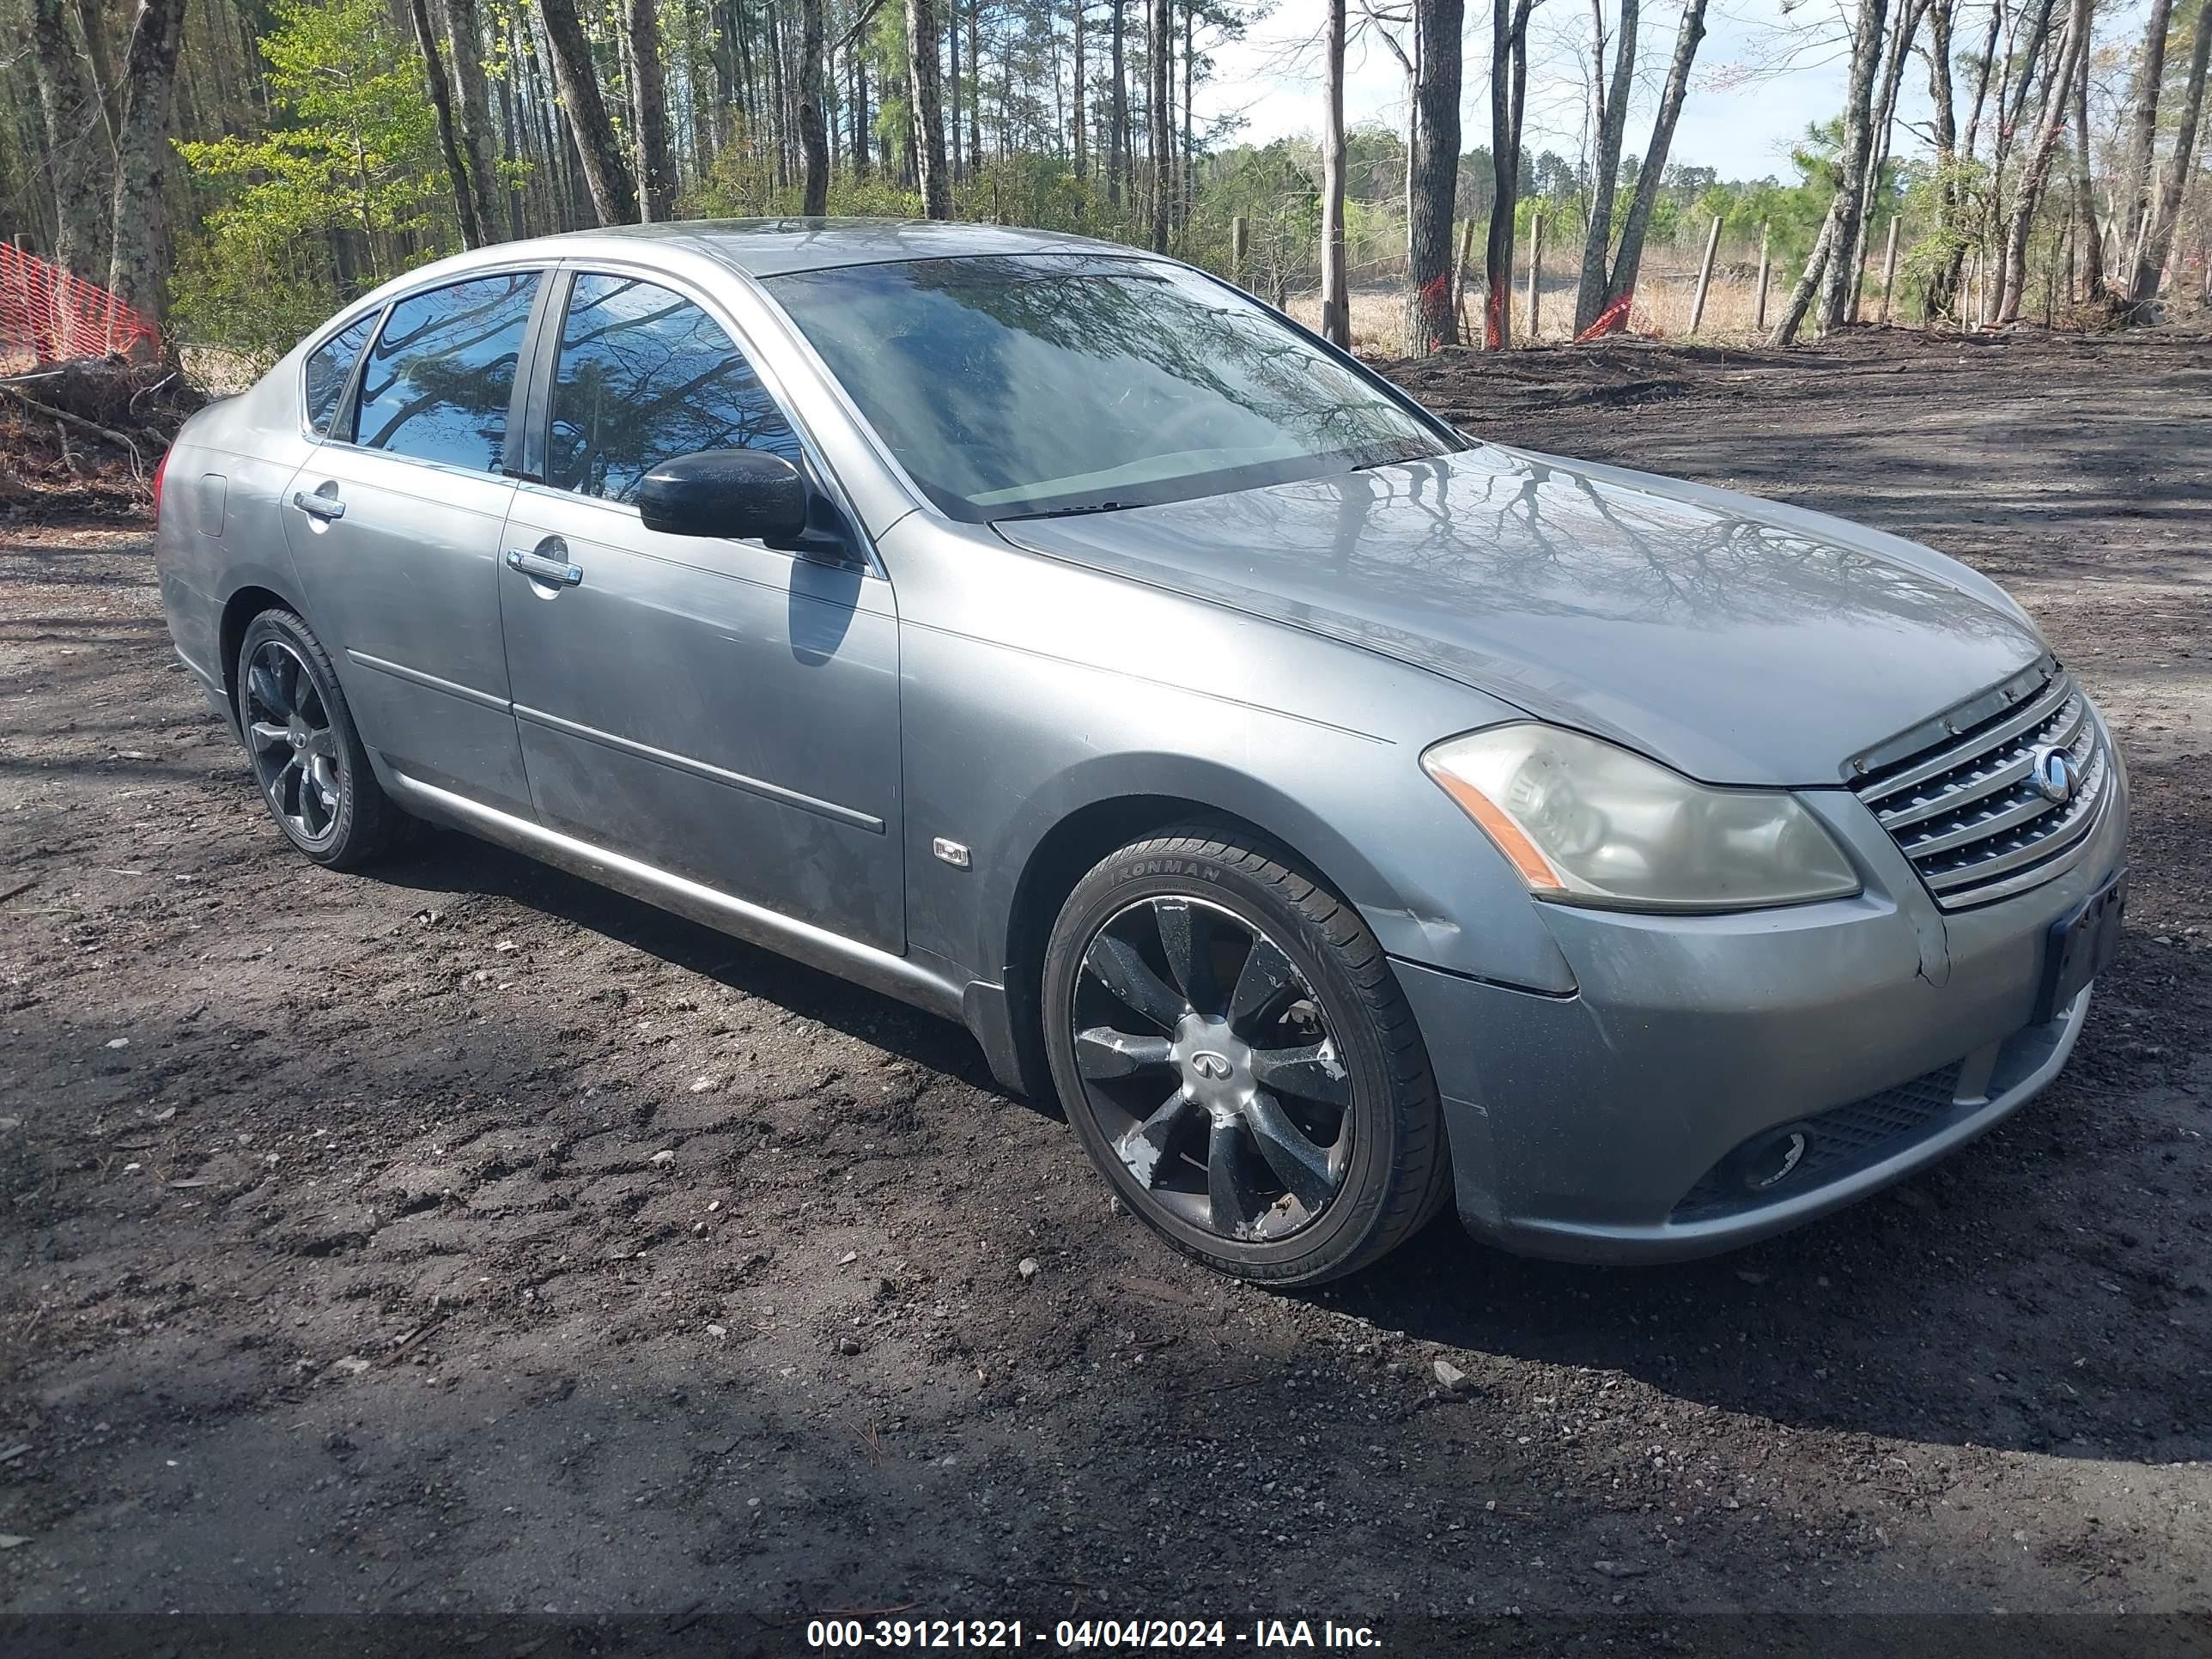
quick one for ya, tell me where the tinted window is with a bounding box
[764,255,1455,522]
[354,272,538,472]
[303,311,378,436]
[548,272,802,504]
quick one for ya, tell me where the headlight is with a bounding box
[1421,723,1860,911]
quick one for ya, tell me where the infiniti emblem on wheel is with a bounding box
[2030,744,2076,805]
[1190,1051,1234,1081]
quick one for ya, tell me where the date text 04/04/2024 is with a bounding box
[803,1618,1384,1649]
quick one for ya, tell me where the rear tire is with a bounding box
[234,608,401,871]
[1042,823,1451,1285]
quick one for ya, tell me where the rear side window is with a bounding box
[547,271,802,505]
[354,271,539,473]
[302,312,378,437]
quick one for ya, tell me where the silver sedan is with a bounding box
[153,220,2129,1284]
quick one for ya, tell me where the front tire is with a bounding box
[1042,824,1451,1285]
[235,608,400,870]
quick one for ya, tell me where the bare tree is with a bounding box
[1149,0,1171,250]
[905,0,951,216]
[444,0,506,242]
[2114,0,2179,264]
[626,0,677,221]
[1110,0,1128,205]
[799,0,830,212]
[104,0,190,338]
[1572,0,1638,332]
[1587,0,1705,331]
[1073,0,1088,179]
[412,0,488,246]
[2071,28,2108,299]
[26,0,107,283]
[1321,0,1350,344]
[1482,0,1539,347]
[1994,0,2094,321]
[1844,0,1929,317]
[1404,0,1465,350]
[1771,0,1890,343]
[2129,0,2212,301]
[538,0,641,224]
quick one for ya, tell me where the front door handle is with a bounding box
[291,489,345,521]
[506,547,584,587]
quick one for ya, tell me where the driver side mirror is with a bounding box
[638,449,809,549]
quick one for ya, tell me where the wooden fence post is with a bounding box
[1878,215,1901,325]
[1454,218,1476,342]
[1688,214,1723,334]
[1525,210,1544,341]
[1231,216,1249,288]
[1754,221,1771,331]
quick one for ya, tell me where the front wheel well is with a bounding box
[216,586,294,717]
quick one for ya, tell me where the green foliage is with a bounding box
[172,0,451,365]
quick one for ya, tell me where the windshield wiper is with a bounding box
[994,498,1152,523]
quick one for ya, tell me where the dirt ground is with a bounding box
[2,328,2209,1652]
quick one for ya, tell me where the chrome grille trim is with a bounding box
[1849,664,2112,910]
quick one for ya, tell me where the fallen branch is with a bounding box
[0,381,144,478]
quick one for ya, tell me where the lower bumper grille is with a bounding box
[1849,659,2112,910]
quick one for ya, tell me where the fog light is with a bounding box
[1729,1123,1814,1195]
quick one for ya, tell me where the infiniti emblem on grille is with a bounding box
[1190,1051,1233,1081]
[2030,745,2076,805]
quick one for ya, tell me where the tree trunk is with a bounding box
[798,0,829,212]
[853,50,870,181]
[1109,0,1127,206]
[948,0,963,183]
[1404,0,1465,351]
[445,0,506,241]
[538,0,641,223]
[1814,0,1893,332]
[1845,0,1927,318]
[626,0,676,220]
[1995,0,2094,322]
[1148,0,1170,251]
[1182,0,1194,228]
[1573,0,1638,332]
[2115,0,2178,263]
[2129,0,2210,301]
[2072,30,2107,299]
[413,0,488,246]
[1320,0,1349,345]
[1598,0,1706,319]
[1769,198,1838,345]
[1925,0,1964,315]
[27,0,108,283]
[967,0,982,173]
[905,0,951,216]
[1483,0,1536,347]
[1073,0,1087,178]
[103,0,189,341]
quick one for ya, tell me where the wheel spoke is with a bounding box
[1083,932,1187,1031]
[1228,933,1301,1032]
[1115,1087,1196,1188]
[1152,896,1223,1016]
[1244,1091,1339,1211]
[301,727,337,762]
[1249,1041,1351,1109]
[1206,1117,1267,1238]
[246,660,292,720]
[270,755,302,816]
[1075,1027,1175,1080]
[247,720,289,749]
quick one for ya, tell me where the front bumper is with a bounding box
[1399,751,2129,1265]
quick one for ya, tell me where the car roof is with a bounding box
[512,217,1147,279]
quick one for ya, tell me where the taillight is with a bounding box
[151,447,171,522]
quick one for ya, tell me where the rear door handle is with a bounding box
[506,548,584,587]
[291,489,344,521]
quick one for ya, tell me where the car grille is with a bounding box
[1672,1063,1965,1222]
[1847,660,2111,910]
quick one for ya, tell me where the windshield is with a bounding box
[763,254,1463,522]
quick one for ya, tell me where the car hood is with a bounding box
[995,445,2046,785]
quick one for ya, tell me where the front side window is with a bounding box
[303,311,379,437]
[547,272,802,504]
[353,271,538,473]
[763,254,1460,522]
